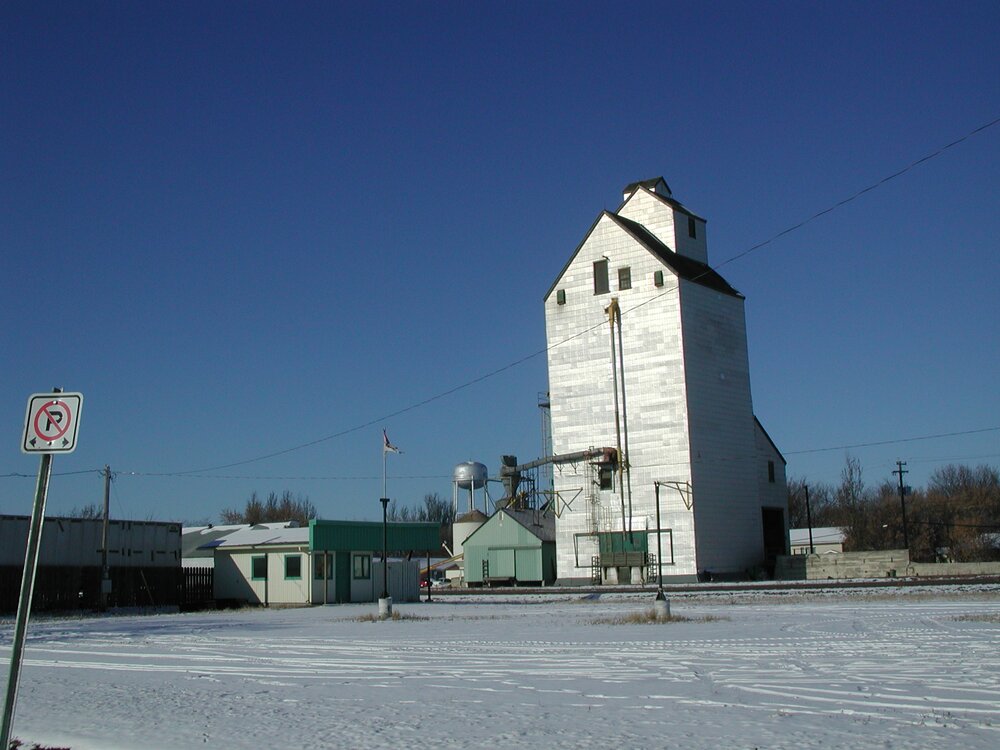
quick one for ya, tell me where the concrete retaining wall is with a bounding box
[909,561,1000,577]
[777,551,1000,581]
[776,550,910,581]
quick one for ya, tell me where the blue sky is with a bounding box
[2,1,998,524]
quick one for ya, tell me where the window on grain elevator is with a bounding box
[593,259,609,295]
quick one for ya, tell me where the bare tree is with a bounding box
[923,464,1000,562]
[220,490,318,526]
[420,492,455,525]
[786,479,835,528]
[835,455,876,551]
[386,493,454,525]
[794,461,1000,562]
[68,503,102,519]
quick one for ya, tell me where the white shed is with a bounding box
[207,524,425,606]
[211,527,311,606]
[789,527,846,555]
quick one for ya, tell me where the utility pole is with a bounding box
[101,465,111,610]
[893,460,909,550]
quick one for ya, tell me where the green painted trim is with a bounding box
[251,554,267,581]
[284,553,302,580]
[311,519,440,553]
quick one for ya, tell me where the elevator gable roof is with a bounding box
[544,211,741,301]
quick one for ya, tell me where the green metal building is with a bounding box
[310,519,441,604]
[462,509,556,586]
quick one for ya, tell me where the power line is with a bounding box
[131,116,1000,476]
[3,427,997,484]
[121,472,451,481]
[105,428,998,481]
[786,427,1000,456]
[7,117,1000,481]
[911,520,1000,531]
[905,453,1000,466]
[0,469,103,479]
[714,114,1000,270]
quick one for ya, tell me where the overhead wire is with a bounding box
[785,427,1000,456]
[713,114,1000,270]
[1,469,104,479]
[3,116,999,482]
[120,472,452,481]
[905,453,1000,466]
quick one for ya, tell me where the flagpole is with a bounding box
[379,430,396,618]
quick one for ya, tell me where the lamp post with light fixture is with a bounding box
[652,482,670,619]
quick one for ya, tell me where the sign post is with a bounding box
[1,390,83,749]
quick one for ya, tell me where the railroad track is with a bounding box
[428,574,1000,597]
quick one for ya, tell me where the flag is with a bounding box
[383,429,401,454]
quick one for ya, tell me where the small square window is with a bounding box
[285,554,302,579]
[556,289,566,305]
[688,217,697,239]
[593,259,609,295]
[251,555,267,581]
[768,460,776,483]
[653,270,664,287]
[353,554,371,580]
[617,267,631,291]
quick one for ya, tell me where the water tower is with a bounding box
[451,461,490,568]
[452,461,489,515]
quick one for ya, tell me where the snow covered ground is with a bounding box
[3,585,999,749]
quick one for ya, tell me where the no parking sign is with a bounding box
[21,392,83,453]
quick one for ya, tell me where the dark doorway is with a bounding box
[761,507,787,575]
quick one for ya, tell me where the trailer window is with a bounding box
[284,554,302,580]
[353,554,371,580]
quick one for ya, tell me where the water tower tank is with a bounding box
[453,461,488,490]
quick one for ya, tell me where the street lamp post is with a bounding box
[378,430,400,620]
[426,549,432,603]
[654,482,665,599]
[653,482,670,619]
[805,484,815,554]
[379,496,391,618]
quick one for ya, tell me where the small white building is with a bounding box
[544,177,788,583]
[210,527,313,605]
[789,527,846,555]
[207,520,439,606]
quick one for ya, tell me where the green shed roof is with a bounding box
[309,519,440,552]
[463,509,555,548]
